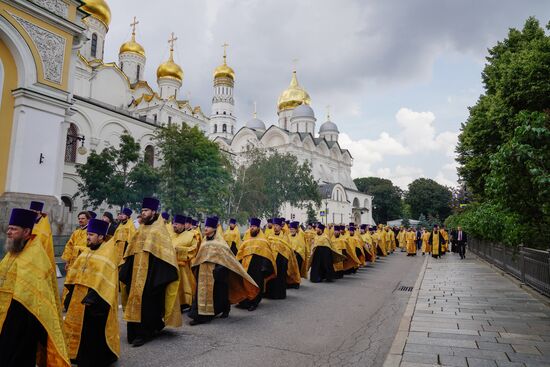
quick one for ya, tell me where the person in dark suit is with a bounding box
[453,226,468,259]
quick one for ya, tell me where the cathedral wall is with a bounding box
[90,66,131,107]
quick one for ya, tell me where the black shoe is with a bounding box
[220,311,229,318]
[325,279,334,283]
[235,303,248,309]
[132,337,147,347]
[248,305,257,311]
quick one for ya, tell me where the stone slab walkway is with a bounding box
[384,251,550,367]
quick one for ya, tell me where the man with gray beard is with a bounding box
[0,208,70,366]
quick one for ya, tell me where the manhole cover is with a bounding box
[398,286,413,292]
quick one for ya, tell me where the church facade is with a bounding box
[0,0,373,233]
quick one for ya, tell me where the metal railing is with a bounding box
[468,238,550,297]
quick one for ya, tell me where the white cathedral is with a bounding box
[0,0,373,234]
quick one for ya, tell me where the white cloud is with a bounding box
[339,132,409,178]
[342,107,459,187]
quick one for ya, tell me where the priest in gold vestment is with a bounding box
[265,218,301,298]
[188,216,259,325]
[0,208,70,367]
[223,218,241,255]
[288,221,308,279]
[119,198,181,347]
[62,211,91,271]
[309,223,345,283]
[172,215,198,311]
[236,218,276,311]
[63,219,119,366]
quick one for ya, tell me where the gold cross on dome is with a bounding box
[326,105,331,120]
[292,58,299,72]
[130,16,139,35]
[221,42,229,57]
[168,32,178,51]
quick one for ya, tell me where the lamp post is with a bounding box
[66,133,87,155]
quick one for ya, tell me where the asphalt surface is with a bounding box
[59,251,426,367]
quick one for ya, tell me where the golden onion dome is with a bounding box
[213,61,235,80]
[119,33,145,57]
[213,50,235,80]
[277,71,311,112]
[156,49,183,82]
[81,0,111,29]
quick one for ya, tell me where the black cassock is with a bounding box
[265,253,288,299]
[64,287,117,367]
[309,246,335,283]
[288,251,303,288]
[238,254,274,308]
[0,300,46,367]
[119,253,179,343]
[188,264,230,322]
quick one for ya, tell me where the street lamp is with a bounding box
[66,133,87,155]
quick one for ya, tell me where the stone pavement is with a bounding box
[384,251,550,367]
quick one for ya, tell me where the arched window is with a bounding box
[61,196,73,212]
[64,123,78,163]
[144,145,154,167]
[91,33,98,58]
[222,124,227,133]
[136,64,140,81]
[214,125,217,133]
[120,62,124,72]
[231,125,234,134]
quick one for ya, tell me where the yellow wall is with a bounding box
[0,37,17,195]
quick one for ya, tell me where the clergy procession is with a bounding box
[0,197,454,367]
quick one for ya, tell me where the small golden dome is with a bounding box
[81,0,111,29]
[277,71,311,112]
[119,34,145,56]
[156,49,183,82]
[213,44,235,80]
[214,62,235,80]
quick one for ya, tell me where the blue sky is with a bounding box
[102,0,550,189]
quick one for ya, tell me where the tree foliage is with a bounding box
[404,178,452,220]
[76,134,159,210]
[228,148,321,219]
[454,17,550,247]
[154,123,231,216]
[354,177,402,224]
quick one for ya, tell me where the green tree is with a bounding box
[76,134,158,209]
[230,149,321,219]
[455,17,550,247]
[306,203,319,224]
[354,177,402,224]
[404,178,452,220]
[154,123,231,215]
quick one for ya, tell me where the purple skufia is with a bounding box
[142,197,160,211]
[87,218,109,236]
[205,216,219,228]
[29,201,44,212]
[173,215,186,225]
[249,218,261,227]
[9,208,37,229]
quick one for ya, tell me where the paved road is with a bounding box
[109,251,425,367]
[387,252,550,367]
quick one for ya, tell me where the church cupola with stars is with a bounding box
[156,33,183,100]
[277,69,311,130]
[119,17,146,84]
[80,0,111,61]
[210,43,236,139]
